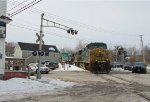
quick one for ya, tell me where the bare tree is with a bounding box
[5,41,16,57]
[145,45,150,64]
[74,41,86,52]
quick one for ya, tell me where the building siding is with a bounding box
[14,45,22,58]
[0,0,6,76]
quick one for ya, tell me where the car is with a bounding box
[28,63,50,74]
[123,63,132,71]
[132,62,147,73]
[43,61,59,70]
[26,65,35,76]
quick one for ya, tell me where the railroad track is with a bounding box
[99,74,150,101]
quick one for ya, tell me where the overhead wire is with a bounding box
[7,0,28,12]
[7,0,137,37]
[9,22,136,47]
[7,0,139,47]
[28,7,137,37]
[8,22,90,43]
[7,1,91,43]
[8,0,42,17]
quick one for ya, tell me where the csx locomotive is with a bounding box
[74,42,111,74]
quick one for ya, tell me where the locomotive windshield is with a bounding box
[86,42,107,49]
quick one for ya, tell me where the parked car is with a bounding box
[112,64,123,69]
[44,61,59,70]
[132,62,147,73]
[28,63,50,74]
[26,65,35,76]
[123,63,132,71]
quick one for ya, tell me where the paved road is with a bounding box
[5,70,150,102]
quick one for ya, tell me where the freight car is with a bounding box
[74,42,111,74]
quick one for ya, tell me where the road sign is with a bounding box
[36,33,44,44]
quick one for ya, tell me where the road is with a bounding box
[5,69,150,102]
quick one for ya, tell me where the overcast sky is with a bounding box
[6,0,150,49]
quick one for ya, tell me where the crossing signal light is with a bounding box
[45,52,49,56]
[67,28,78,35]
[67,29,71,33]
[38,51,44,56]
[32,51,37,56]
[32,51,45,56]
[71,29,74,35]
[75,30,78,35]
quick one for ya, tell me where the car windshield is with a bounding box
[134,62,145,66]
[36,64,45,67]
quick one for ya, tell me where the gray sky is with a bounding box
[6,0,150,49]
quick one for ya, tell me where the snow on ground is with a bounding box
[0,77,76,101]
[54,63,86,71]
[146,66,150,73]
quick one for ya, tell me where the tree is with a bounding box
[5,42,16,57]
[144,45,150,64]
[74,41,86,52]
[114,45,127,62]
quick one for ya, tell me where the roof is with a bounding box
[86,42,107,49]
[18,42,59,53]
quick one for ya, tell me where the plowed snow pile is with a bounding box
[55,63,86,71]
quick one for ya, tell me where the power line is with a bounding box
[8,0,42,17]
[8,23,90,43]
[9,22,136,47]
[7,0,137,37]
[7,0,28,12]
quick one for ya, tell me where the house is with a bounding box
[14,42,60,65]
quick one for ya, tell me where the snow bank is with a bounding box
[146,66,150,73]
[55,63,85,71]
[0,77,76,99]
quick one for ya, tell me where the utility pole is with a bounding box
[36,13,77,79]
[139,35,145,63]
[37,13,44,79]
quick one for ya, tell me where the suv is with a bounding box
[28,63,50,74]
[132,62,147,73]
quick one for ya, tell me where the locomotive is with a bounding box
[74,42,111,74]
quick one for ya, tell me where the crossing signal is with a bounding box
[38,51,44,56]
[32,51,37,56]
[32,51,45,56]
[45,52,49,56]
[67,28,78,35]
